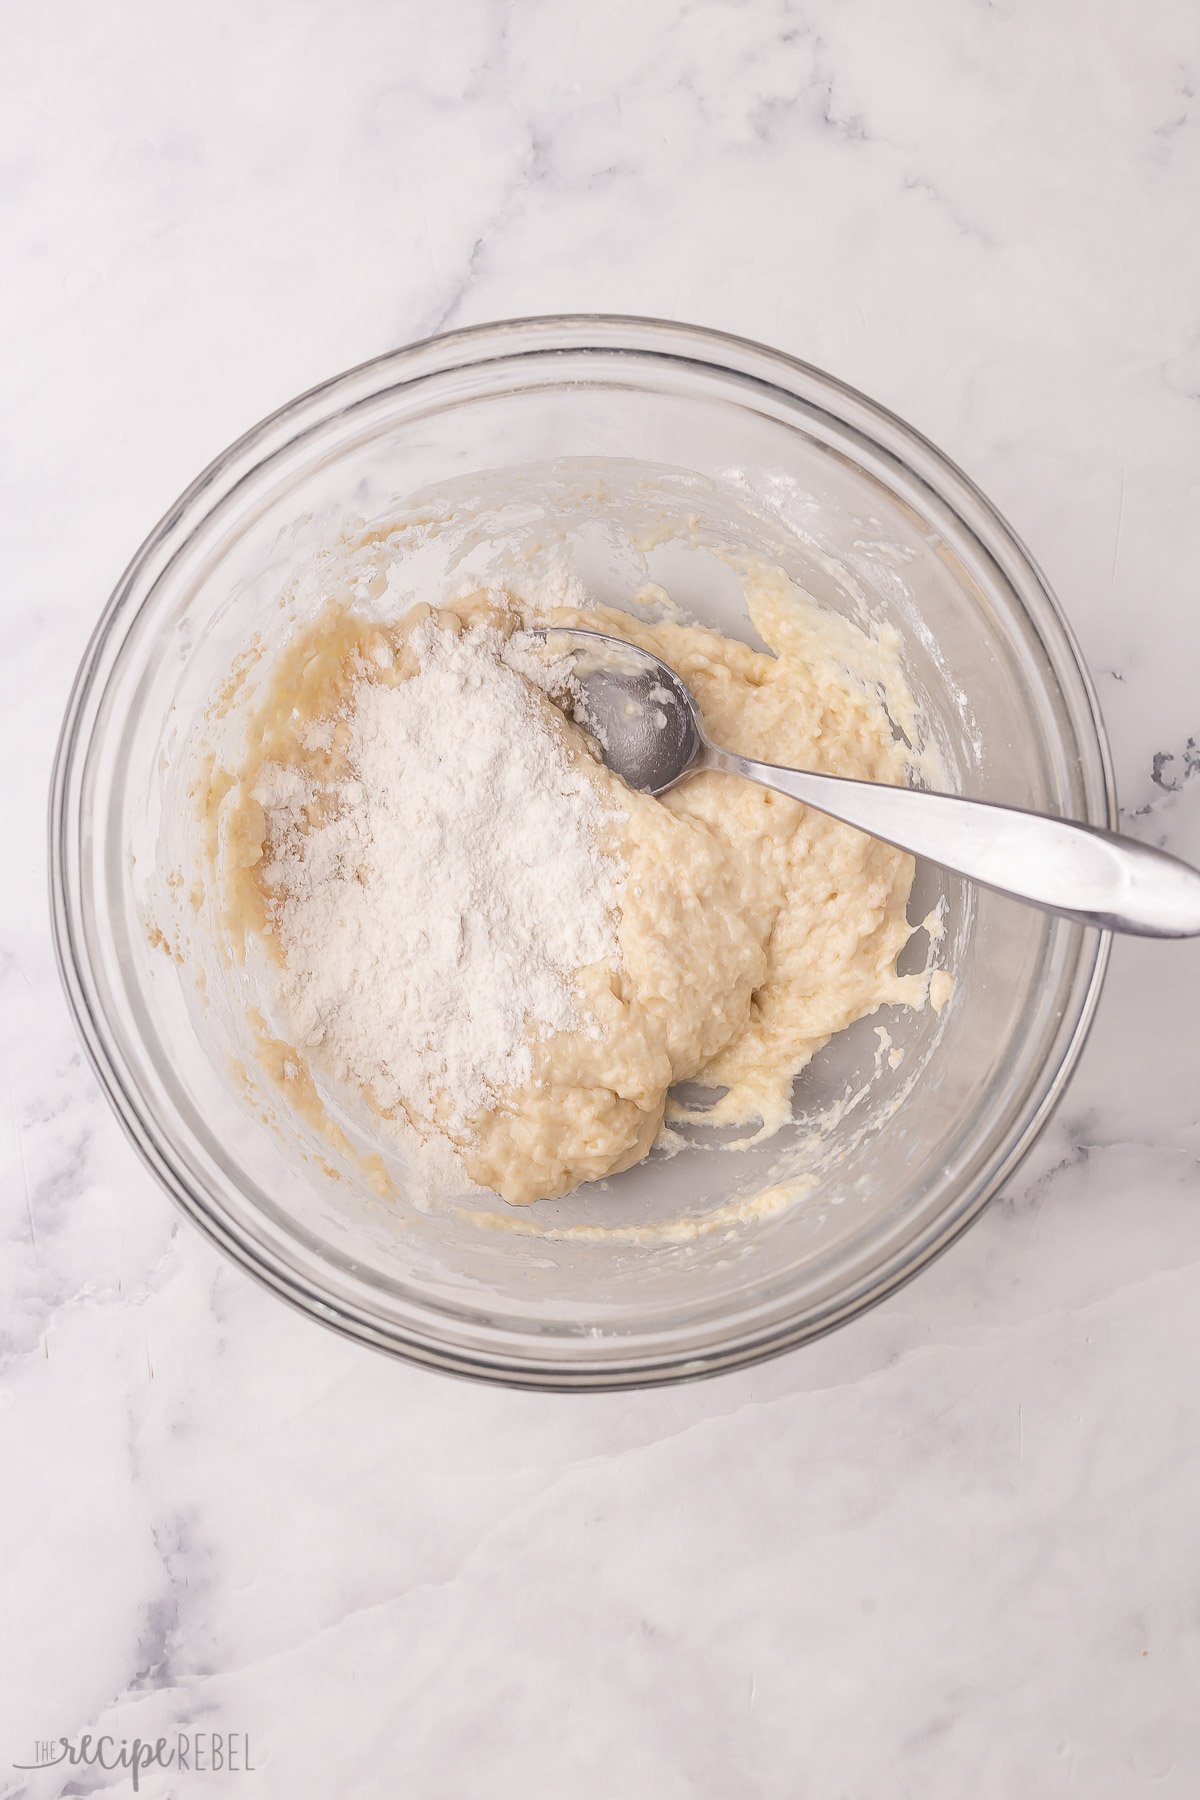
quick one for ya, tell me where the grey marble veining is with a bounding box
[2,2,1199,1795]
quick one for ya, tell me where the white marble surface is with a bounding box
[4,1,1200,1793]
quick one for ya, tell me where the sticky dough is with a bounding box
[214,579,932,1205]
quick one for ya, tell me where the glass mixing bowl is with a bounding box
[49,317,1113,1388]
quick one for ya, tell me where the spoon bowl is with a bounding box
[537,626,705,794]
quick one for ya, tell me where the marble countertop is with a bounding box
[4,2,1199,1794]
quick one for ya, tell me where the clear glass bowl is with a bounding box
[49,317,1113,1388]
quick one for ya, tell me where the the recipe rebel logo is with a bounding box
[13,1730,256,1789]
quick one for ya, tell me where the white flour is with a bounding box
[254,620,620,1130]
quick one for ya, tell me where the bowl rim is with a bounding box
[48,313,1115,1389]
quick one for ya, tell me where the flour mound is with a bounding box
[256,620,619,1128]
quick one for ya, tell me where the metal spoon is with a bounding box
[524,627,1200,939]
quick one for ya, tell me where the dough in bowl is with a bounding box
[206,572,939,1205]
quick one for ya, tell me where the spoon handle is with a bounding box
[707,748,1200,938]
